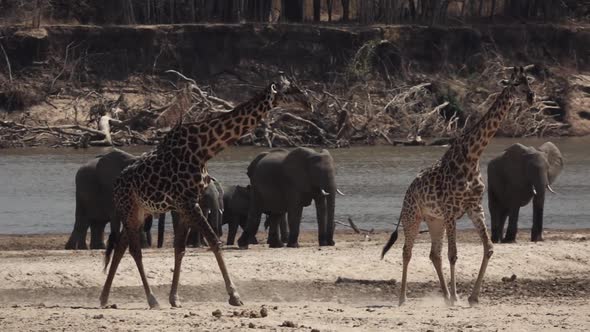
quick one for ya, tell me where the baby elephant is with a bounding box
[487,142,564,243]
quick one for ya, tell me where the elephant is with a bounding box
[487,142,564,243]
[65,149,154,249]
[237,147,340,249]
[154,179,224,248]
[222,185,260,246]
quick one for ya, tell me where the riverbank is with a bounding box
[0,229,589,331]
[2,23,589,149]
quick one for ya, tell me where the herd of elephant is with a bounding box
[65,146,340,250]
[65,141,563,251]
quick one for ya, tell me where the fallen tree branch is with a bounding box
[0,40,12,83]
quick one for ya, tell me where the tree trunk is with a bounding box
[313,0,321,22]
[490,0,497,20]
[408,0,416,21]
[327,0,333,21]
[341,0,350,21]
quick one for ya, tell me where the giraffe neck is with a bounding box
[458,87,514,161]
[161,92,274,163]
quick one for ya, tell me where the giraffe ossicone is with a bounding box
[382,65,536,306]
[99,76,311,309]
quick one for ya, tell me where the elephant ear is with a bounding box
[95,149,136,192]
[524,151,550,193]
[247,152,270,179]
[211,179,224,211]
[538,142,564,184]
[282,147,315,193]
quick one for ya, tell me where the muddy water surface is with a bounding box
[0,137,588,234]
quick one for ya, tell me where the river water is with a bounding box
[0,137,588,235]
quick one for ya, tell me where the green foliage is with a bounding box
[345,40,379,80]
[437,91,464,121]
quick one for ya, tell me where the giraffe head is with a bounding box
[499,66,535,105]
[268,76,312,111]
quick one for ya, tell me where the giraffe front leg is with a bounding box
[446,222,458,305]
[169,218,189,308]
[187,202,243,307]
[466,204,494,306]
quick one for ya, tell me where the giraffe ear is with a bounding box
[270,84,277,94]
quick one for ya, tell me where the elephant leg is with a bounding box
[187,228,202,247]
[238,210,262,249]
[66,209,90,250]
[279,214,289,244]
[243,216,259,245]
[489,193,508,244]
[287,206,303,248]
[142,215,153,248]
[226,215,239,246]
[267,214,284,248]
[503,208,520,243]
[90,221,107,249]
[157,213,166,248]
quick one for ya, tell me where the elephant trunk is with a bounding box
[326,189,336,245]
[315,194,328,246]
[316,185,336,246]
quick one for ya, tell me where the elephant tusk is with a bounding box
[547,184,557,194]
[219,209,224,215]
[532,187,537,195]
[336,189,345,196]
[321,189,330,196]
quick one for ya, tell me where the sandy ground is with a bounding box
[0,229,589,331]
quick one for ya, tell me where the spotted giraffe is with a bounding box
[382,66,536,306]
[99,77,310,309]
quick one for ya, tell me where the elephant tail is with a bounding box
[381,220,400,260]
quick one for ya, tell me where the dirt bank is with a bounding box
[1,23,589,149]
[0,229,589,331]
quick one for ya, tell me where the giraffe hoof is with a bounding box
[444,297,457,307]
[467,296,479,307]
[229,294,243,307]
[398,298,406,307]
[148,294,160,309]
[99,294,109,308]
[169,295,182,308]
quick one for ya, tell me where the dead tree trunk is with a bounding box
[341,0,350,21]
[313,0,321,22]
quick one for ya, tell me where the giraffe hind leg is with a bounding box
[466,204,494,306]
[399,205,421,306]
[99,228,128,308]
[426,217,450,303]
[126,206,160,309]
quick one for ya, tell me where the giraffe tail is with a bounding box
[103,232,117,273]
[381,221,400,260]
[103,218,121,273]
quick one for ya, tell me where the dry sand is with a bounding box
[0,229,589,331]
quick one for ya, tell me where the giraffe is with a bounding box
[382,66,536,306]
[99,77,310,309]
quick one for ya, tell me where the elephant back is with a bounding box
[95,149,137,193]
